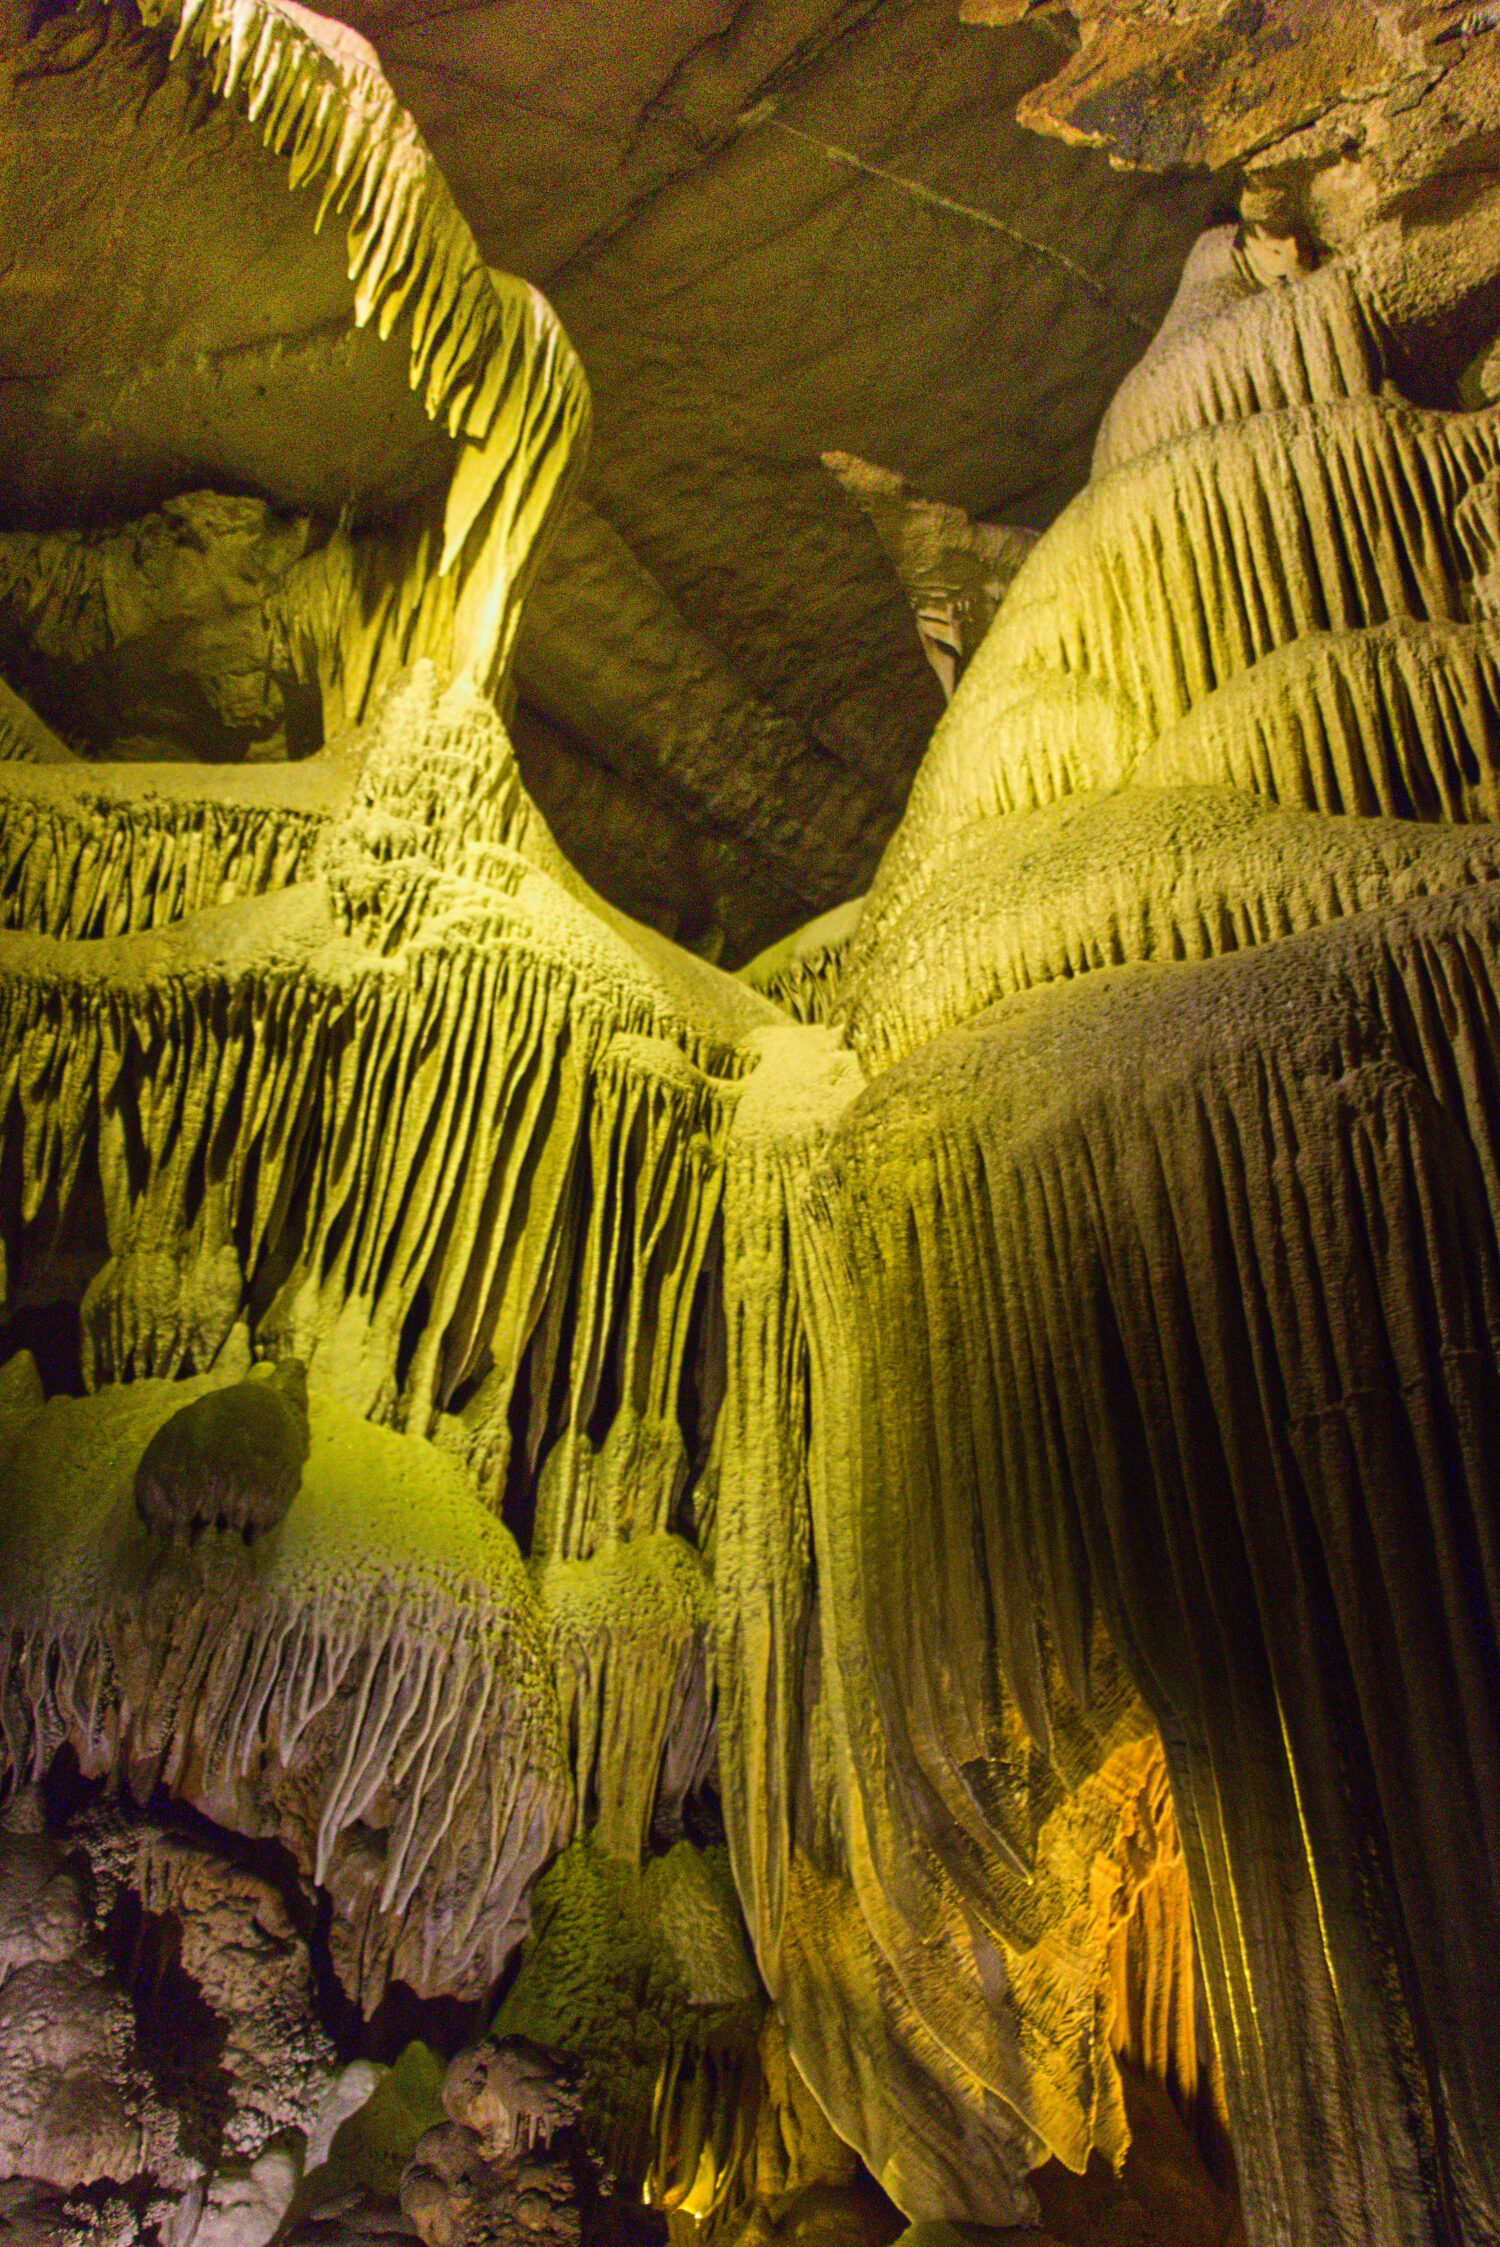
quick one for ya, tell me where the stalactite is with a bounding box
[524,1036,730,1560]
[535,1532,715,1861]
[0,774,329,938]
[645,2032,761,2232]
[0,1376,569,2008]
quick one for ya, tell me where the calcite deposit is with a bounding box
[1,1,1498,2245]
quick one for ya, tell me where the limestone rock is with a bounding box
[282,2193,419,2247]
[0,1793,369,2220]
[893,2230,1054,2247]
[193,2147,302,2247]
[514,497,875,963]
[822,455,1036,699]
[442,2039,582,2168]
[0,1350,44,1446]
[304,2044,447,2211]
[307,2068,392,2178]
[0,496,326,764]
[0,1382,571,2010]
[134,1359,311,1543]
[0,2181,150,2245]
[0,1790,87,1981]
[284,2193,421,2243]
[0,1957,163,2189]
[0,1799,184,2195]
[401,2125,581,2247]
[963,0,1500,204]
[83,1815,339,2162]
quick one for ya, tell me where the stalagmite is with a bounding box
[853,391,1500,985]
[1091,230,1392,476]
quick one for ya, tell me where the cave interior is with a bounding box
[1,1,1499,2244]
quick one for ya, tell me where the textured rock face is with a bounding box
[0,4,454,536]
[309,0,1219,961]
[0,1861,178,2192]
[0,1377,570,2008]
[83,1817,340,2162]
[134,1360,311,1540]
[0,1786,369,2237]
[511,496,883,962]
[0,496,327,765]
[963,0,1500,218]
[1,4,1499,2247]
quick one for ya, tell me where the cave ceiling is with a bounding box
[185,0,1226,957]
[305,0,1495,961]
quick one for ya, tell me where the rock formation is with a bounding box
[134,1361,311,1541]
[1,2,1498,2245]
[0,1374,568,2008]
[821,455,1037,701]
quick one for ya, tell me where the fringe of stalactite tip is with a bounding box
[538,1535,716,1855]
[136,0,592,716]
[745,940,851,1026]
[0,885,751,1410]
[0,796,325,939]
[145,0,479,424]
[0,1577,565,1960]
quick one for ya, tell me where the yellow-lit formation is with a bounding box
[0,3,1498,2244]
